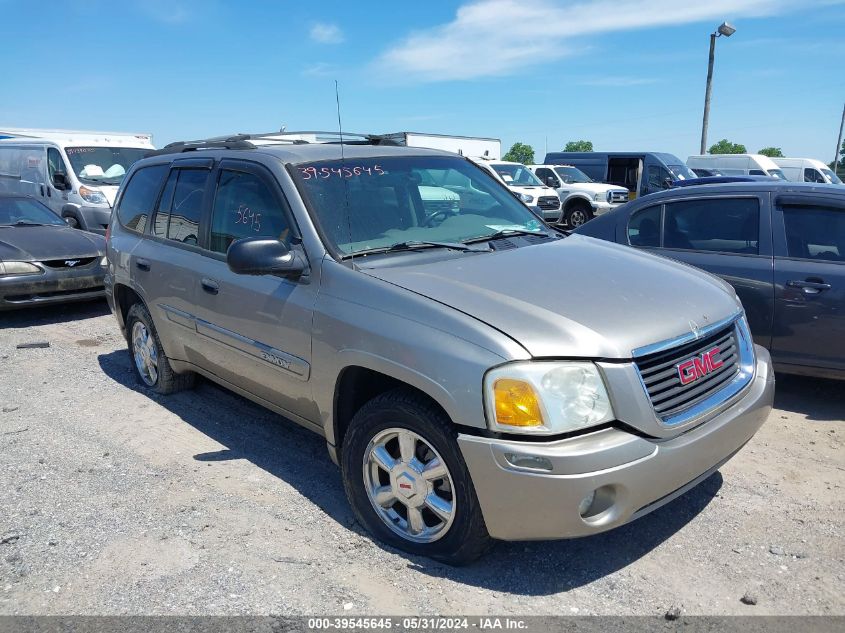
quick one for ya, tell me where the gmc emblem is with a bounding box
[677,346,723,385]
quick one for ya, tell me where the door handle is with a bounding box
[135,259,151,272]
[787,279,831,294]
[201,278,219,295]
[39,184,45,196]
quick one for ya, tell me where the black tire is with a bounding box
[563,202,593,228]
[341,389,493,565]
[125,303,195,394]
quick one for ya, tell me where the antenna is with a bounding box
[336,80,353,265]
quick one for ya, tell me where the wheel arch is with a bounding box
[331,361,457,463]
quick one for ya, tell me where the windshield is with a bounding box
[0,197,65,226]
[821,168,843,184]
[294,156,547,256]
[767,169,787,180]
[667,164,698,181]
[65,146,149,186]
[490,163,545,186]
[554,166,593,183]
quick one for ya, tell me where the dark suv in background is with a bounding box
[575,182,845,380]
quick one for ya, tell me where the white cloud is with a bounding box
[310,22,344,44]
[301,62,338,77]
[374,0,792,82]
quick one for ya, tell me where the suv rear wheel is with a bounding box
[125,303,196,394]
[341,389,492,565]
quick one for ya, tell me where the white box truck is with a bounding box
[382,132,501,160]
[0,128,155,234]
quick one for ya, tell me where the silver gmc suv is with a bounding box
[105,132,774,564]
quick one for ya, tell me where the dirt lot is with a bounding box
[1,301,843,616]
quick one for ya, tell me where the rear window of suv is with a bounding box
[117,165,168,233]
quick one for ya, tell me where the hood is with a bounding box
[0,225,106,261]
[564,182,627,194]
[508,185,557,196]
[362,235,741,359]
[99,185,119,206]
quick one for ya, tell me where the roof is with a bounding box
[636,181,845,201]
[144,142,458,166]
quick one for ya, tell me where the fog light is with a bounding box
[504,453,553,472]
[578,490,597,517]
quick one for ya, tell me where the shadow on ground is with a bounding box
[773,374,845,422]
[98,348,727,594]
[1,299,109,328]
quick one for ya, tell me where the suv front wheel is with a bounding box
[341,389,492,565]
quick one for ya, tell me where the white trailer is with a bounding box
[382,132,501,160]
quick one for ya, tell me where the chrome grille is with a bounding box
[610,191,629,204]
[537,196,561,210]
[635,325,740,418]
[42,257,97,269]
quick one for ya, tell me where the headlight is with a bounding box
[79,185,108,204]
[484,362,614,435]
[100,255,108,267]
[606,191,614,203]
[594,193,603,202]
[518,193,534,204]
[0,261,42,276]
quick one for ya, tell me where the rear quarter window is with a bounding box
[116,164,168,233]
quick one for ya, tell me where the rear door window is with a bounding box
[627,204,661,247]
[663,198,759,254]
[116,164,168,233]
[169,170,208,245]
[782,205,845,262]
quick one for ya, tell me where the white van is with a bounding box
[471,158,561,221]
[772,157,842,185]
[686,154,787,180]
[0,128,154,233]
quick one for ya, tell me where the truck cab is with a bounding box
[528,164,628,227]
[0,128,154,234]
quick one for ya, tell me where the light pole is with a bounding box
[699,21,736,155]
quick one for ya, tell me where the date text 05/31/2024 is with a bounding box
[306,617,529,630]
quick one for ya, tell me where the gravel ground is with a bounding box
[1,300,843,617]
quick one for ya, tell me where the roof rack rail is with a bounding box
[145,130,402,157]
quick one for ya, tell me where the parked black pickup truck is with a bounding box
[574,181,845,380]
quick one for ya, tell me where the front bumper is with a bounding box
[458,346,774,541]
[62,204,111,235]
[0,265,106,310]
[529,204,562,221]
[590,201,624,216]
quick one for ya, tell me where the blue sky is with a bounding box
[2,0,844,163]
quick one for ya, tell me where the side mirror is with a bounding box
[545,176,558,187]
[53,172,69,190]
[227,237,306,278]
[662,177,674,189]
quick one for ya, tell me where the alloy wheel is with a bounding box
[362,427,456,543]
[131,321,159,386]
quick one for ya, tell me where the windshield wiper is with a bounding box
[10,221,46,227]
[346,240,490,258]
[463,228,551,243]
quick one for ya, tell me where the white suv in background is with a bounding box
[472,159,561,221]
[529,164,628,227]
